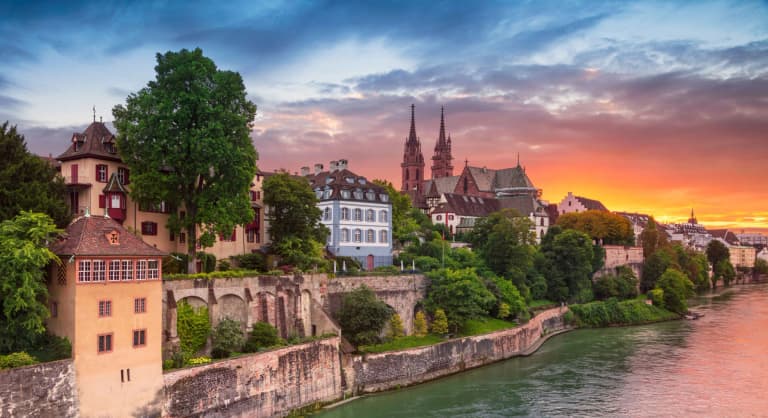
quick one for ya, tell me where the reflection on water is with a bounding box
[318,284,768,417]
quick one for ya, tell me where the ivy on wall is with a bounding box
[177,301,211,355]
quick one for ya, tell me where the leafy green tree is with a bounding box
[485,276,526,319]
[112,48,257,271]
[541,229,595,303]
[211,318,245,358]
[373,180,427,247]
[338,286,392,347]
[714,259,735,287]
[674,245,710,291]
[655,268,694,314]
[706,240,730,270]
[0,123,70,227]
[243,322,280,352]
[593,266,638,301]
[639,217,669,258]
[0,212,61,353]
[388,313,405,338]
[468,209,536,280]
[557,210,634,245]
[431,308,449,335]
[413,311,428,336]
[755,258,768,275]
[425,268,496,333]
[641,249,673,293]
[263,172,327,245]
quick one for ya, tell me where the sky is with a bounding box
[2,0,767,232]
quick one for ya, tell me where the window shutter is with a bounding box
[124,169,129,184]
[231,229,236,241]
[99,194,106,208]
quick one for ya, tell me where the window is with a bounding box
[246,228,256,243]
[324,207,332,221]
[354,229,362,242]
[354,208,362,221]
[140,201,173,213]
[93,260,106,281]
[147,259,159,280]
[141,221,157,236]
[133,329,146,347]
[179,233,186,244]
[366,191,375,201]
[96,164,108,182]
[366,229,375,242]
[380,194,388,202]
[98,300,112,317]
[121,260,133,281]
[98,334,113,353]
[78,260,92,282]
[341,208,350,220]
[117,167,130,185]
[353,191,363,200]
[436,215,442,221]
[219,229,236,242]
[109,260,121,281]
[250,190,260,201]
[51,302,58,318]
[379,230,388,243]
[136,260,147,280]
[323,189,332,199]
[341,190,350,199]
[341,229,350,242]
[379,211,388,223]
[449,215,455,220]
[110,193,123,209]
[366,209,375,222]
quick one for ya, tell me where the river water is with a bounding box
[318,283,768,417]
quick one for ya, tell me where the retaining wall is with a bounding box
[162,337,342,418]
[348,307,567,393]
[0,359,78,418]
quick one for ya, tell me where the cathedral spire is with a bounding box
[407,104,418,145]
[436,106,447,149]
[431,105,454,179]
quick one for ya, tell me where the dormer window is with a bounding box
[341,190,351,199]
[365,191,375,200]
[345,177,354,184]
[353,190,363,199]
[380,194,389,202]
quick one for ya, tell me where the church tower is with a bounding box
[401,104,425,203]
[431,106,454,179]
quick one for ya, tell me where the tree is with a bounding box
[655,268,694,314]
[706,240,730,269]
[674,245,710,291]
[413,311,428,336]
[338,286,393,347]
[112,48,258,271]
[639,217,669,258]
[755,258,768,275]
[0,122,70,227]
[424,268,496,333]
[557,210,634,245]
[431,308,449,335]
[211,318,245,358]
[374,179,423,247]
[243,322,280,352]
[541,229,595,303]
[0,212,61,353]
[263,172,328,269]
[484,276,526,320]
[714,259,735,287]
[640,249,673,293]
[468,209,536,280]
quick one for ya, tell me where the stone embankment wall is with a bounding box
[0,359,78,418]
[162,337,342,418]
[348,307,567,394]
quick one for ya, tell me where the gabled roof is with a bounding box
[498,195,541,217]
[575,196,608,211]
[424,176,460,198]
[102,172,127,193]
[493,166,536,190]
[50,215,166,257]
[708,229,740,246]
[433,193,499,217]
[466,166,496,192]
[57,121,122,162]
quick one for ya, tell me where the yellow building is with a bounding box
[57,120,268,268]
[729,245,756,268]
[48,214,166,417]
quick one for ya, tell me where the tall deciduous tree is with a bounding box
[468,209,535,282]
[639,217,669,258]
[655,268,694,314]
[0,122,70,227]
[263,172,328,249]
[373,179,423,247]
[0,212,61,353]
[541,229,595,303]
[338,286,392,347]
[557,210,634,245]
[112,48,258,269]
[425,268,496,333]
[706,240,730,268]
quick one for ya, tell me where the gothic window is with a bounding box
[463,177,468,193]
[405,170,409,180]
[415,169,420,180]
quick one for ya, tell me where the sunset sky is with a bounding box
[2,1,767,231]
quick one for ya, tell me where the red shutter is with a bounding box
[121,195,126,209]
[71,164,78,183]
[99,194,106,208]
[104,165,109,181]
[124,169,129,184]
[231,229,236,241]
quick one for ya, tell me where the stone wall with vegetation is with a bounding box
[348,307,567,393]
[162,337,342,417]
[0,359,77,418]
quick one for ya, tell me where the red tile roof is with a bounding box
[50,215,166,257]
[56,122,122,162]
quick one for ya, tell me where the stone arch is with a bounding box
[215,294,247,330]
[179,295,207,309]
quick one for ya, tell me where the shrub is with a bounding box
[388,314,405,338]
[338,286,392,347]
[233,252,266,271]
[27,333,71,362]
[186,356,211,366]
[413,311,428,336]
[0,352,38,369]
[648,288,664,308]
[498,302,511,319]
[563,310,575,326]
[211,318,245,358]
[217,260,231,271]
[163,253,189,274]
[177,301,211,355]
[569,298,678,327]
[431,308,449,335]
[374,265,400,274]
[196,252,217,273]
[243,322,280,352]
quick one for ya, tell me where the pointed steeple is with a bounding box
[401,104,425,203]
[431,106,454,179]
[436,106,447,150]
[407,104,418,145]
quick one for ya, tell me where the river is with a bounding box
[318,283,768,417]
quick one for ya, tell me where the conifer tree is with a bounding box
[413,311,428,336]
[431,308,449,335]
[388,313,405,338]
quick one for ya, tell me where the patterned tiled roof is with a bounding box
[50,215,166,257]
[424,176,460,198]
[433,193,499,216]
[306,168,389,204]
[708,229,740,245]
[493,166,536,190]
[466,166,496,192]
[56,122,122,162]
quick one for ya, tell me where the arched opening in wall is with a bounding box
[215,294,247,330]
[179,295,207,309]
[301,290,312,336]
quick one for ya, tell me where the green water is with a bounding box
[319,284,768,417]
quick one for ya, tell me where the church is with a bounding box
[400,105,551,240]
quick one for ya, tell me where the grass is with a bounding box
[529,299,556,309]
[569,298,679,327]
[459,317,517,336]
[360,334,444,353]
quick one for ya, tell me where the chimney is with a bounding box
[329,160,338,172]
[300,166,310,176]
[337,159,348,171]
[314,163,324,174]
